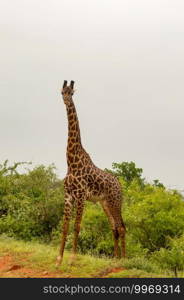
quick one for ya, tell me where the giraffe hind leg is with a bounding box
[109,196,126,258]
[100,200,120,258]
[102,197,126,258]
[112,228,120,258]
[117,217,126,258]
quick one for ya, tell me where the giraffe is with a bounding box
[56,80,126,266]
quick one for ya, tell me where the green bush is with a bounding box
[125,234,148,258]
[151,235,184,277]
[124,183,184,251]
[122,256,160,274]
[0,162,64,241]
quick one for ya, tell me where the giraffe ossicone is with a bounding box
[57,80,126,266]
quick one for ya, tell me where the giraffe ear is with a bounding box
[70,81,75,89]
[63,80,67,88]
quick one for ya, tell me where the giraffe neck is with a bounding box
[66,99,82,164]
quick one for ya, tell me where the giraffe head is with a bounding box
[61,80,75,105]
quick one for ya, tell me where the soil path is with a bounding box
[0,254,124,278]
[0,255,68,278]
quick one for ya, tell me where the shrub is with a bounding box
[151,235,184,277]
[124,185,184,251]
[0,163,64,241]
[122,256,160,274]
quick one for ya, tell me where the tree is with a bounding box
[153,179,165,189]
[106,161,144,185]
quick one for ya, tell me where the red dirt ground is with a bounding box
[98,267,125,278]
[0,255,66,278]
[0,254,124,278]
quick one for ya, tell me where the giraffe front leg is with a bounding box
[70,198,84,264]
[56,194,73,267]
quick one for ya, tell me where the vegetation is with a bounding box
[0,235,165,278]
[151,235,184,277]
[105,161,144,185]
[0,161,64,241]
[0,160,184,277]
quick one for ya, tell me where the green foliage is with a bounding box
[151,235,184,277]
[122,256,159,274]
[0,161,64,241]
[153,179,165,188]
[78,203,114,255]
[124,234,148,258]
[0,160,184,277]
[106,161,144,185]
[124,183,184,251]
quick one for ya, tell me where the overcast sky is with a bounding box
[0,0,184,190]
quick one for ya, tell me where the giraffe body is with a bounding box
[57,81,125,266]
